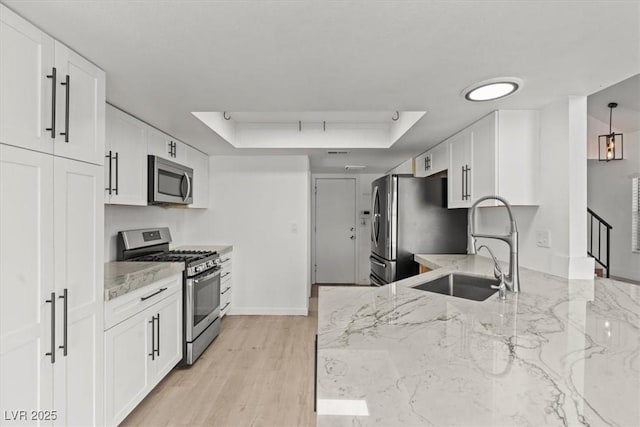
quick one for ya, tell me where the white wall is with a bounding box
[476,96,594,279]
[587,127,640,281]
[310,173,381,285]
[104,205,196,261]
[186,156,311,315]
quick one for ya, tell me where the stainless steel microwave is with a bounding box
[148,155,193,205]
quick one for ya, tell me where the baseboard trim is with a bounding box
[228,307,309,316]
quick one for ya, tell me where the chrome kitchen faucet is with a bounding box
[468,195,520,293]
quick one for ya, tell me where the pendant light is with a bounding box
[598,102,624,161]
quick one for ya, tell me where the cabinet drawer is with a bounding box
[220,290,232,316]
[105,274,181,330]
[221,280,232,297]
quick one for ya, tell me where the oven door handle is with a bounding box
[193,268,221,284]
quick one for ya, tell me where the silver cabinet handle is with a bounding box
[59,289,68,356]
[221,286,231,295]
[221,302,230,312]
[45,292,56,363]
[220,258,231,263]
[369,256,386,268]
[221,272,230,278]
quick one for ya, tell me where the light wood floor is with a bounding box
[121,286,318,427]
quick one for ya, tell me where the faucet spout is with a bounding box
[468,195,520,293]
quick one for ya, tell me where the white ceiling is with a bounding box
[588,74,640,133]
[3,0,639,172]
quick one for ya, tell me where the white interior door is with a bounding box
[315,178,356,284]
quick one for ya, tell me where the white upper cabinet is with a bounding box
[147,128,186,165]
[0,5,55,154]
[185,145,209,209]
[105,105,148,206]
[447,110,539,208]
[0,5,105,165]
[447,129,473,208]
[414,142,449,178]
[53,41,105,165]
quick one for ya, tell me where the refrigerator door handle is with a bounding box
[369,256,386,268]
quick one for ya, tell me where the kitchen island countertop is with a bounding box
[317,254,640,426]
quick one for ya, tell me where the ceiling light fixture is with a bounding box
[462,77,522,102]
[345,165,366,170]
[598,102,623,162]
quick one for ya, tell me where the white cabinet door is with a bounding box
[469,111,497,206]
[413,151,430,178]
[52,158,103,426]
[0,145,54,422]
[185,145,209,209]
[105,105,148,206]
[448,130,472,208]
[104,312,151,427]
[430,142,449,176]
[53,41,105,166]
[150,292,182,381]
[147,128,185,164]
[0,5,54,154]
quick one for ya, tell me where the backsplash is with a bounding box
[104,205,197,261]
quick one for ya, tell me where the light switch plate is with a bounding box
[536,230,551,248]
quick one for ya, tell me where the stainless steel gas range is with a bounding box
[117,228,221,365]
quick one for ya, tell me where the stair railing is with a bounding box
[587,208,613,278]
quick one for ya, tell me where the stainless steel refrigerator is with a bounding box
[370,174,468,286]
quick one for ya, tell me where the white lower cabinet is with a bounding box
[104,277,182,427]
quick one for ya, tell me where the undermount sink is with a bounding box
[412,273,499,301]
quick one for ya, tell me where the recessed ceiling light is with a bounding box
[462,77,523,102]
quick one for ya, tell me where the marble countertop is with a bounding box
[104,261,184,301]
[317,254,640,426]
[175,244,233,255]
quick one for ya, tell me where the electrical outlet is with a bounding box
[536,230,551,248]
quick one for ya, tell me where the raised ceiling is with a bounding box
[3,0,639,172]
[588,74,640,133]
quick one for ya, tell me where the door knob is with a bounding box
[350,235,355,240]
